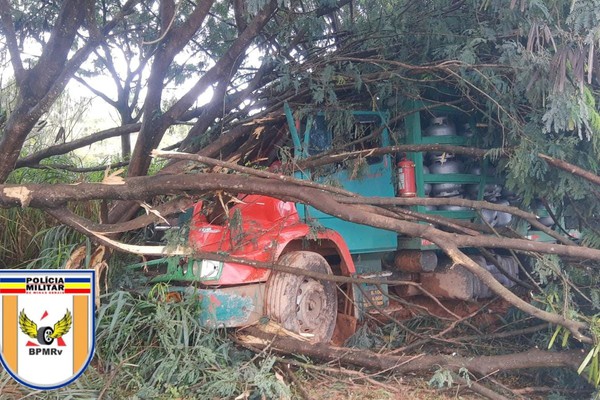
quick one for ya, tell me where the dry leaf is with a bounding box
[65,245,87,269]
[102,168,126,185]
[140,202,170,224]
[252,126,265,138]
[234,391,250,400]
[275,372,285,384]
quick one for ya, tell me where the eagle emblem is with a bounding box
[18,309,72,345]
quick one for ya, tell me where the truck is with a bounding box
[133,102,556,343]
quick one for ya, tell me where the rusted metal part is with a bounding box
[184,283,266,328]
[420,265,484,301]
[393,250,438,273]
[419,255,519,300]
[331,313,357,345]
[391,273,421,297]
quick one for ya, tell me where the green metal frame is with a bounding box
[400,100,501,249]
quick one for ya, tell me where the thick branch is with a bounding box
[0,0,24,83]
[337,196,575,246]
[178,62,272,152]
[127,0,218,177]
[296,144,489,170]
[153,150,356,197]
[539,153,600,187]
[0,174,595,265]
[159,115,282,175]
[15,124,141,168]
[241,328,585,377]
[28,0,87,97]
[169,0,278,118]
[155,151,574,246]
[48,197,195,234]
[25,161,130,173]
[2,172,594,340]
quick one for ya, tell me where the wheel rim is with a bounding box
[295,278,328,333]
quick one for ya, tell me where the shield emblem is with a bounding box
[0,270,95,390]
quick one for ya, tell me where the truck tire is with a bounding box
[266,251,338,343]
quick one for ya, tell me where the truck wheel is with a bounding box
[266,251,337,342]
[37,326,54,345]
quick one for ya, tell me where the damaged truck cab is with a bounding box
[143,194,356,342]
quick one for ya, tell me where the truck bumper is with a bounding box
[180,283,266,328]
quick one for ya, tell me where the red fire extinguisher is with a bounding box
[397,158,416,197]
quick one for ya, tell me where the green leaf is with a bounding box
[578,347,595,375]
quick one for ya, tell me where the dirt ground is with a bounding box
[306,379,483,400]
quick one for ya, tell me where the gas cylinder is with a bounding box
[397,159,416,197]
[425,116,456,136]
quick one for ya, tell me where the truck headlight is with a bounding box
[192,259,223,281]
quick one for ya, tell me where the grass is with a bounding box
[0,288,291,400]
[0,163,101,268]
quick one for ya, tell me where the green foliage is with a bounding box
[345,324,386,349]
[0,162,99,268]
[549,317,600,387]
[582,228,600,249]
[533,255,563,286]
[0,207,50,267]
[428,368,454,389]
[25,225,89,269]
[161,220,191,249]
[547,393,569,400]
[94,290,289,399]
[345,317,441,351]
[0,289,290,398]
[428,367,470,389]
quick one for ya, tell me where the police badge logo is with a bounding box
[0,270,95,389]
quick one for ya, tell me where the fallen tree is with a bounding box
[237,326,587,400]
[1,152,598,343]
[239,326,586,377]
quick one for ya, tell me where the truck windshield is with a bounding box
[305,113,383,161]
[307,116,332,156]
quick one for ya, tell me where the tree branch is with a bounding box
[539,153,600,187]
[15,124,141,168]
[73,75,119,109]
[47,197,195,234]
[24,161,130,174]
[241,328,586,377]
[0,172,596,339]
[0,0,141,183]
[28,0,87,97]
[296,144,490,170]
[0,0,24,84]
[337,196,576,246]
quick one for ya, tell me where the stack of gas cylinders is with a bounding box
[419,116,554,228]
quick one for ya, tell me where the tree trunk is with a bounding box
[240,326,585,376]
